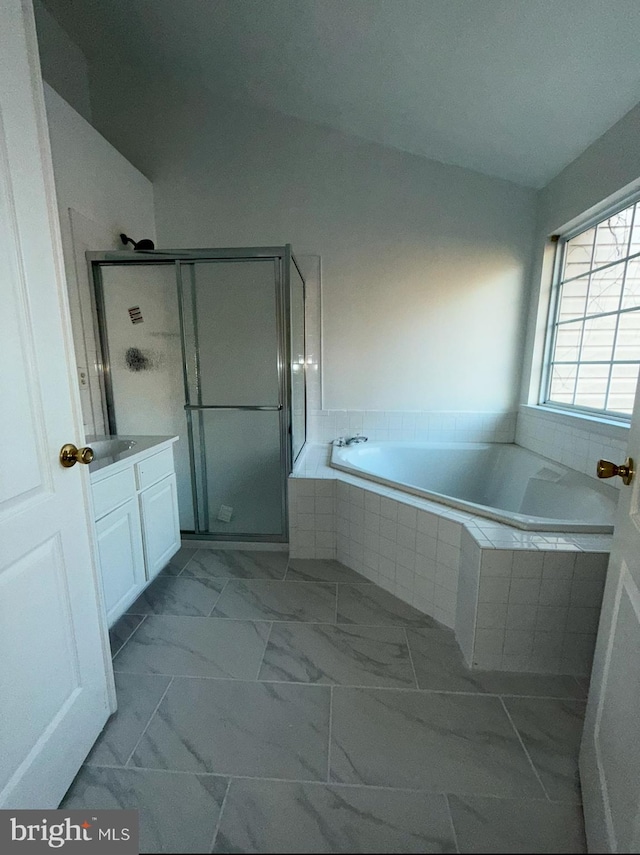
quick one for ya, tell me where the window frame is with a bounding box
[540,193,640,423]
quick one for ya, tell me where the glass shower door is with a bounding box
[180,258,287,538]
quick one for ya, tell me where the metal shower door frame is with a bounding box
[89,245,305,543]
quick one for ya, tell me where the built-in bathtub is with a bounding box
[290,441,612,674]
[331,441,617,533]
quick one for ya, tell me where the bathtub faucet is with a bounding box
[345,435,368,446]
[332,435,368,447]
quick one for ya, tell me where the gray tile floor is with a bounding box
[63,549,588,854]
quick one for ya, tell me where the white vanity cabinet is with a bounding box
[136,448,181,580]
[94,496,146,624]
[90,436,180,626]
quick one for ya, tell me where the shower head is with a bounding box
[120,233,155,251]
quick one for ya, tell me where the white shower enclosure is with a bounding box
[90,246,306,542]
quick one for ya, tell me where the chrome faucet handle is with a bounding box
[332,437,346,447]
[344,434,368,445]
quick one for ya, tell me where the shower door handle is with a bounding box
[183,405,283,411]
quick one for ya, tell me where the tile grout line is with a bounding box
[164,573,356,585]
[198,615,425,629]
[443,794,461,854]
[108,668,584,700]
[403,627,420,689]
[207,579,230,616]
[181,577,358,586]
[80,762,580,802]
[573,675,588,697]
[111,614,148,661]
[120,615,447,630]
[499,696,552,801]
[176,546,201,577]
[254,622,274,680]
[208,778,232,853]
[327,686,333,784]
[123,676,175,769]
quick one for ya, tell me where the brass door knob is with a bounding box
[60,443,94,468]
[597,457,634,486]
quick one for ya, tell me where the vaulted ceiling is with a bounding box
[42,0,640,187]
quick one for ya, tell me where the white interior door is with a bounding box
[580,379,640,851]
[0,0,112,808]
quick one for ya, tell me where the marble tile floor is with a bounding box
[63,549,589,853]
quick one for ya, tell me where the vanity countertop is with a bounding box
[87,434,178,478]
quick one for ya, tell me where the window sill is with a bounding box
[521,404,630,440]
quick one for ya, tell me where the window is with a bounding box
[544,199,640,418]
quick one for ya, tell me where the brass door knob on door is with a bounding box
[597,457,634,486]
[59,443,94,468]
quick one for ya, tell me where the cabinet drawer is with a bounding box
[92,467,136,520]
[136,446,174,490]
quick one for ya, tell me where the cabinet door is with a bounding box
[139,474,181,580]
[95,498,146,625]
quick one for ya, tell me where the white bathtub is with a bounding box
[330,441,617,532]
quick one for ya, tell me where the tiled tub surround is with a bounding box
[457,529,608,674]
[516,405,629,488]
[307,408,518,444]
[290,444,611,675]
[63,549,588,854]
